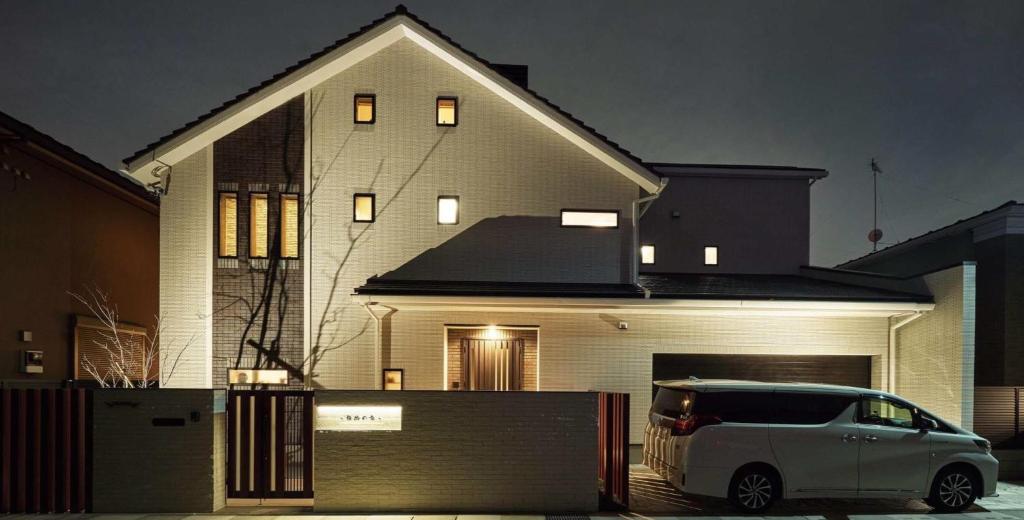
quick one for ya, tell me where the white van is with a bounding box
[643,379,998,513]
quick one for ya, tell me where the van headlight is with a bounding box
[973,438,992,454]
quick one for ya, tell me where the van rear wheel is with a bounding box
[729,467,778,513]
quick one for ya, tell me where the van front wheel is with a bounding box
[729,467,778,513]
[927,466,978,512]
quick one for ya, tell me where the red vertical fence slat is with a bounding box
[0,388,92,514]
[597,392,629,510]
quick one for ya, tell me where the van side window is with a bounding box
[774,393,856,425]
[694,391,774,423]
[858,396,916,429]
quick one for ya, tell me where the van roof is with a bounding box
[653,378,874,395]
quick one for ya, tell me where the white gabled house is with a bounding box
[125,6,972,443]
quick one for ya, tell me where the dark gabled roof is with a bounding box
[355,278,645,298]
[838,200,1021,268]
[639,273,933,303]
[123,4,653,179]
[0,110,156,204]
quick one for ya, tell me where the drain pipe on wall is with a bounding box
[361,301,388,390]
[632,177,670,286]
[888,312,925,392]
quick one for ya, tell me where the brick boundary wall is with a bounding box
[91,389,225,513]
[314,390,598,513]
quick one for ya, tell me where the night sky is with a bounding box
[2,0,1022,266]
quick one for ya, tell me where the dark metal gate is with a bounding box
[227,390,313,499]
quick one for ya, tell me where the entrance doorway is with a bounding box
[445,326,539,391]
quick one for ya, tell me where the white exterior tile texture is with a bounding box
[159,147,213,388]
[307,39,638,388]
[895,263,976,428]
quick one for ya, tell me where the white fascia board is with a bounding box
[126,17,661,193]
[351,294,934,318]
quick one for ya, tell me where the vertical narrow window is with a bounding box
[354,94,375,124]
[436,97,457,126]
[280,194,299,259]
[353,193,375,222]
[437,195,459,225]
[704,246,718,266]
[218,192,238,258]
[640,244,655,265]
[249,193,268,258]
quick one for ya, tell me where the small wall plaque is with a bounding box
[316,405,402,432]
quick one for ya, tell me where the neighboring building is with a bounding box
[0,110,159,386]
[839,201,1022,388]
[122,6,972,442]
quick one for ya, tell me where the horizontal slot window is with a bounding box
[560,210,618,228]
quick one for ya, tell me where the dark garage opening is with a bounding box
[652,353,872,397]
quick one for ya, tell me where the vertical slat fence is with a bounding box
[597,391,629,510]
[0,388,91,514]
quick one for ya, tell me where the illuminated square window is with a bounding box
[704,246,718,266]
[560,209,618,228]
[280,193,299,259]
[437,195,459,225]
[640,244,655,265]
[353,193,375,222]
[354,94,375,124]
[436,97,457,126]
[218,192,237,258]
[249,193,268,258]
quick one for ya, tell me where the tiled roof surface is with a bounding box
[355,278,645,298]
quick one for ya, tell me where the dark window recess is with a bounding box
[773,392,856,425]
[651,387,695,419]
[693,391,775,423]
[152,417,186,427]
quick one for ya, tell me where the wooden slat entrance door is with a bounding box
[460,338,525,391]
[227,390,313,499]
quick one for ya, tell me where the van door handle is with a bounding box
[842,433,858,443]
[864,434,879,443]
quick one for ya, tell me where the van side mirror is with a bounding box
[919,417,938,431]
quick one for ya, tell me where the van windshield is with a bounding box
[651,387,695,419]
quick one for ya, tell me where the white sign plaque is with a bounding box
[316,405,402,432]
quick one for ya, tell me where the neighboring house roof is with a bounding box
[0,110,156,205]
[639,273,933,303]
[122,5,662,193]
[838,200,1022,269]
[647,162,828,180]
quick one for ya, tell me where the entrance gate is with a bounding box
[227,390,313,499]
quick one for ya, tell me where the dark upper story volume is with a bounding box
[640,163,828,275]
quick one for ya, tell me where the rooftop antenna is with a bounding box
[868,158,883,251]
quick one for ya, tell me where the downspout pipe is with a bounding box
[632,177,669,287]
[888,311,925,392]
[361,302,384,390]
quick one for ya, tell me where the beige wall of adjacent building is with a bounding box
[895,263,976,429]
[307,38,640,389]
[377,310,891,442]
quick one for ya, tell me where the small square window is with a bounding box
[354,193,375,222]
[704,246,718,266]
[640,244,655,265]
[436,97,457,126]
[437,196,459,225]
[354,94,375,124]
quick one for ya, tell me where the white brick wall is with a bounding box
[895,263,976,428]
[159,147,213,388]
[382,310,890,442]
[307,39,639,389]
